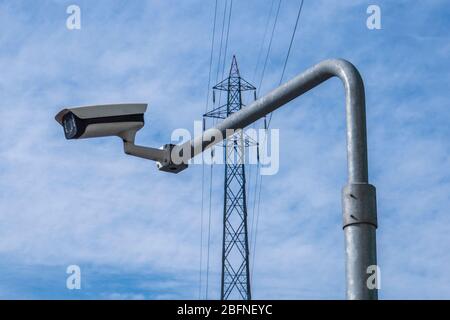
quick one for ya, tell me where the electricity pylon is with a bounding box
[204,56,256,300]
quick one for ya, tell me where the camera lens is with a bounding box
[63,113,78,139]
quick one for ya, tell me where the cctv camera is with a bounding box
[55,103,147,142]
[55,103,188,174]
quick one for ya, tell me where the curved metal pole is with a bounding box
[176,59,378,299]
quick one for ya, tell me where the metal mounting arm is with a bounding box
[176,59,369,183]
[123,142,188,173]
[123,142,166,162]
[171,58,378,300]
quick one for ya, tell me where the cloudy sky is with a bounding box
[0,0,449,299]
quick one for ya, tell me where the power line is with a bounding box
[249,0,282,281]
[251,165,263,285]
[205,159,214,299]
[251,0,306,290]
[252,0,276,83]
[200,166,205,299]
[257,0,282,96]
[217,0,234,108]
[206,0,232,299]
[249,2,282,261]
[214,0,229,109]
[205,0,219,114]
[220,0,233,80]
[250,119,266,286]
[215,0,229,85]
[199,0,218,300]
[249,153,261,283]
[268,0,305,128]
[279,0,304,86]
[248,0,277,252]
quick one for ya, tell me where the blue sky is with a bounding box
[0,0,449,299]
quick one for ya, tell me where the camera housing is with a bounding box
[55,103,147,142]
[55,103,188,174]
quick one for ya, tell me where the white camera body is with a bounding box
[55,103,147,142]
[55,103,188,173]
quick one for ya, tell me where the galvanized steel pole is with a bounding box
[176,58,378,299]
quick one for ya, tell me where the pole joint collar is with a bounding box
[342,183,377,229]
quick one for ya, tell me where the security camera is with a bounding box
[55,103,147,142]
[55,103,188,173]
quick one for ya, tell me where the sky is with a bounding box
[0,0,449,299]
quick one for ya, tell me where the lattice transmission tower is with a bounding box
[204,56,256,300]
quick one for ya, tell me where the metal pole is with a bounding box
[175,59,378,299]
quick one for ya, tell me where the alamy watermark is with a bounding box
[66,5,81,30]
[366,5,382,30]
[66,265,81,290]
[170,121,280,176]
[366,264,381,290]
